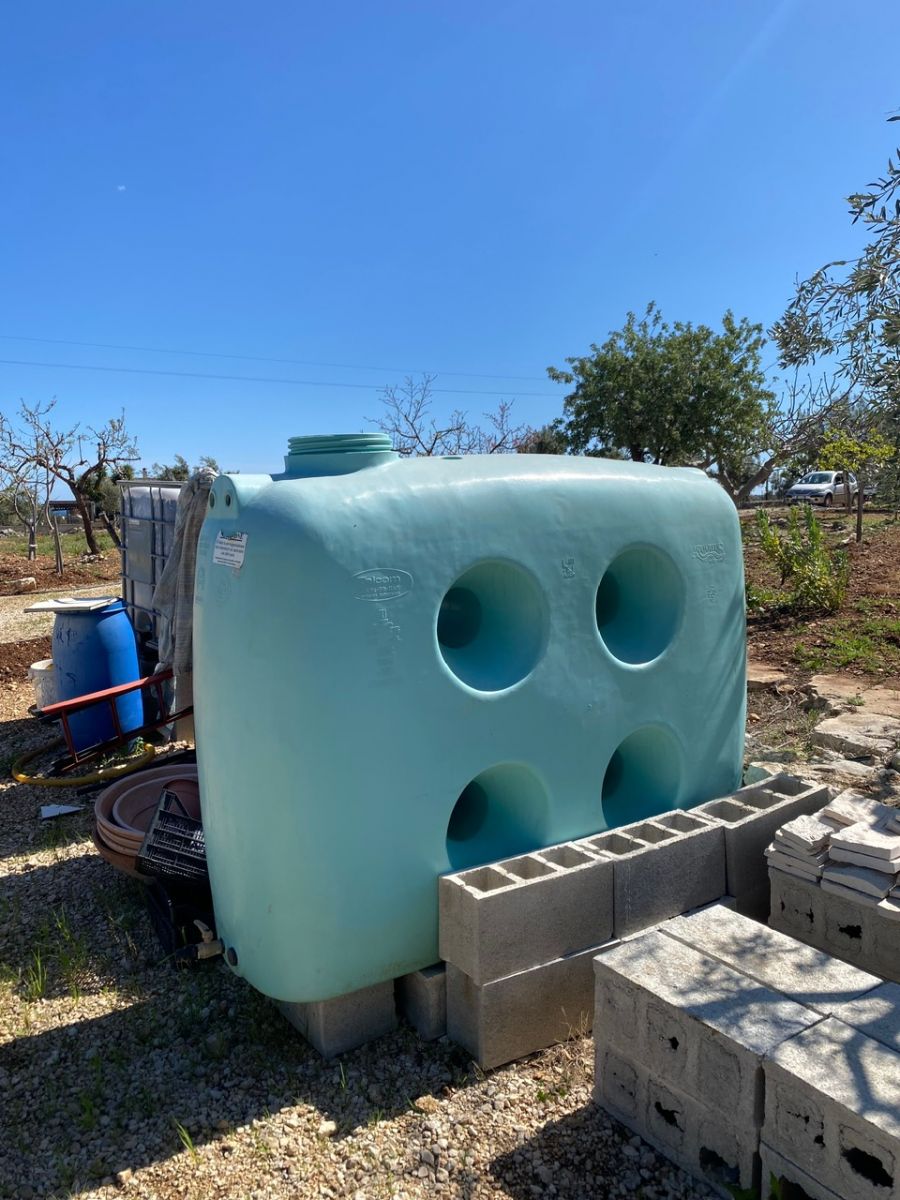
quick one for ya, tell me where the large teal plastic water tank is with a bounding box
[193,434,746,1003]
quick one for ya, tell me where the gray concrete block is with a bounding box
[594,1044,648,1123]
[594,1046,759,1200]
[822,883,873,964]
[770,868,900,984]
[578,811,727,939]
[832,983,900,1053]
[446,942,608,1069]
[277,980,397,1058]
[593,930,819,1126]
[769,867,825,945]
[760,1142,844,1200]
[695,775,831,917]
[396,964,446,1041]
[763,1017,900,1200]
[662,902,880,1015]
[871,905,900,985]
[439,843,614,985]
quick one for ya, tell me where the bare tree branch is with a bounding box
[0,399,138,555]
[370,375,527,458]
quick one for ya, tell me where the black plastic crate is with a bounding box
[136,787,208,885]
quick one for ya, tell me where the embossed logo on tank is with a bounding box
[353,568,413,602]
[692,542,725,563]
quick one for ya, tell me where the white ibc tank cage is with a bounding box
[118,480,184,665]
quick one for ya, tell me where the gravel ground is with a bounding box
[0,586,117,646]
[0,675,716,1200]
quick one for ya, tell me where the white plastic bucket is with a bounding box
[28,659,58,710]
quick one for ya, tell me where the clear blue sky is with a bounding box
[1,1,898,475]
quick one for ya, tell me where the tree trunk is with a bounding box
[734,455,779,505]
[52,515,63,576]
[99,510,122,549]
[845,464,852,515]
[629,445,644,463]
[856,477,864,543]
[71,489,100,555]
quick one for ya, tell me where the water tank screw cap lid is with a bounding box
[286,432,394,457]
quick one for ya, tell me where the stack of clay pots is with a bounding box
[93,764,200,880]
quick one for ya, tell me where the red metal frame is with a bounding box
[38,668,193,770]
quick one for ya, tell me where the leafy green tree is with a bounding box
[820,424,895,540]
[548,304,775,498]
[773,113,900,411]
[151,454,220,480]
[515,422,570,455]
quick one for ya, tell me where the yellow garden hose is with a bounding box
[11,738,157,788]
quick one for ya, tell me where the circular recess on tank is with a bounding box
[446,764,549,871]
[208,493,216,508]
[436,561,547,692]
[595,546,684,665]
[600,726,683,827]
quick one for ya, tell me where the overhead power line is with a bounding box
[0,333,550,384]
[0,356,560,399]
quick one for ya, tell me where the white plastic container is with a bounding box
[28,658,57,709]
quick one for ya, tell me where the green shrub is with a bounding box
[755,505,849,613]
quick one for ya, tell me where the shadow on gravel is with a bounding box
[0,851,474,1195]
[490,1102,697,1200]
[0,987,472,1197]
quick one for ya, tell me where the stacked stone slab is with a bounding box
[593,904,883,1200]
[768,791,900,983]
[439,810,727,1068]
[693,773,832,919]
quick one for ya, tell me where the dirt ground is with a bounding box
[0,551,120,597]
[744,510,900,678]
[0,636,51,684]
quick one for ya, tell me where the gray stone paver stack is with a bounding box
[763,1016,900,1200]
[768,790,900,982]
[593,923,822,1198]
[592,902,900,1200]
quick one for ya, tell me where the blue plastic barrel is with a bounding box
[52,600,143,751]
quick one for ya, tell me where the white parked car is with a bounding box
[786,470,858,507]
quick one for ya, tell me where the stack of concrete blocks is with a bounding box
[693,773,832,920]
[279,772,839,1061]
[769,802,900,986]
[439,810,727,1068]
[762,990,900,1200]
[593,903,887,1199]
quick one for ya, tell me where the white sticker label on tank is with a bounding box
[212,531,248,569]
